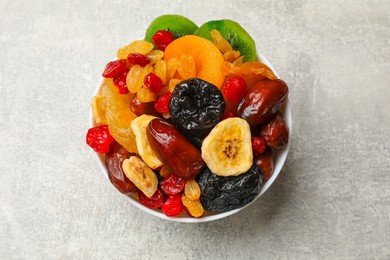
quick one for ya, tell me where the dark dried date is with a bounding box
[238,79,288,127]
[105,141,137,195]
[254,147,274,181]
[147,118,205,179]
[260,111,289,149]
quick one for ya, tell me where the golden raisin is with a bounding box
[147,50,164,64]
[137,86,157,103]
[177,55,196,80]
[168,78,181,93]
[181,194,204,218]
[223,50,241,62]
[154,60,167,85]
[184,180,201,201]
[166,58,178,83]
[117,40,154,59]
[126,65,144,93]
[210,29,232,54]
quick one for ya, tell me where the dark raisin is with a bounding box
[169,78,225,147]
[197,165,262,212]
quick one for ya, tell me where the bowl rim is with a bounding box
[89,51,291,223]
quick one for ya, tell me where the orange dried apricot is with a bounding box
[164,35,225,89]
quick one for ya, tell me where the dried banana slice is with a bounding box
[201,117,253,176]
[131,115,162,170]
[122,156,158,198]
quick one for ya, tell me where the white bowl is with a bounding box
[90,51,291,223]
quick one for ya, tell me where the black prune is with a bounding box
[169,78,225,147]
[197,165,262,212]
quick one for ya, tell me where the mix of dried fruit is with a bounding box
[86,15,290,218]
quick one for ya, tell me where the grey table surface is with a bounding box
[1,0,389,259]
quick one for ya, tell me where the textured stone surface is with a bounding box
[1,0,389,259]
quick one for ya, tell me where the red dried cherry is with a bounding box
[161,174,186,195]
[162,194,182,216]
[144,72,163,93]
[138,189,165,209]
[154,92,172,113]
[113,69,130,94]
[86,125,114,154]
[152,30,174,51]
[223,76,247,103]
[252,136,266,155]
[127,53,150,67]
[102,60,128,78]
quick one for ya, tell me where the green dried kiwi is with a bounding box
[144,14,198,44]
[194,19,256,62]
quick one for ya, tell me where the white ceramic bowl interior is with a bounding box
[90,50,291,223]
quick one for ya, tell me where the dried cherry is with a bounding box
[105,141,137,195]
[102,60,128,78]
[162,194,182,216]
[138,188,164,209]
[197,165,262,212]
[160,174,186,195]
[113,69,130,94]
[169,78,225,147]
[86,125,114,154]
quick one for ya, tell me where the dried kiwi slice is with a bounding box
[194,19,256,62]
[144,14,198,43]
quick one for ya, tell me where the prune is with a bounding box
[105,141,137,195]
[169,78,225,147]
[197,165,262,212]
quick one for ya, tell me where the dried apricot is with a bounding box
[164,35,225,89]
